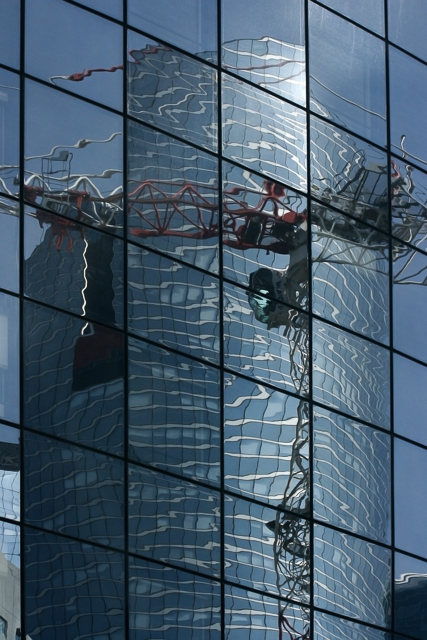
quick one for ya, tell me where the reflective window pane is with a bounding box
[75,0,122,20]
[0,521,20,639]
[223,162,308,309]
[224,494,309,602]
[26,0,123,110]
[395,552,427,640]
[0,0,20,69]
[0,195,19,293]
[314,611,391,640]
[309,3,386,146]
[128,0,217,63]
[0,423,19,521]
[225,584,309,640]
[313,407,391,542]
[25,80,123,234]
[312,206,389,343]
[127,30,217,151]
[222,0,305,105]
[0,68,19,198]
[129,337,220,484]
[317,0,384,35]
[0,292,19,424]
[25,209,124,327]
[224,281,309,396]
[128,120,219,272]
[224,373,309,511]
[311,117,388,231]
[129,558,221,640]
[390,46,427,171]
[222,74,307,192]
[314,525,391,627]
[313,319,390,428]
[128,245,220,364]
[391,158,427,252]
[25,529,125,640]
[25,432,124,547]
[129,465,220,576]
[395,438,427,559]
[394,353,427,447]
[389,0,427,63]
[393,242,427,363]
[24,301,124,454]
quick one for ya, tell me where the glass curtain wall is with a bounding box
[0,0,426,638]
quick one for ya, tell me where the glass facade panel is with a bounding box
[0,292,19,424]
[393,353,427,446]
[312,205,389,343]
[394,438,427,559]
[394,552,427,640]
[129,558,221,639]
[24,301,124,454]
[0,520,20,640]
[314,611,391,640]
[128,245,220,363]
[128,120,219,272]
[26,0,123,110]
[389,0,427,63]
[129,465,220,576]
[128,337,220,484]
[317,0,384,35]
[222,73,307,191]
[314,524,391,627]
[25,528,125,640]
[0,195,19,293]
[0,0,20,70]
[76,0,122,20]
[221,0,305,105]
[25,431,124,547]
[0,67,19,199]
[391,157,427,252]
[0,424,19,522]
[312,318,390,428]
[309,3,386,146]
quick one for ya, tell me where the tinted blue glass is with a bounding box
[129,465,221,576]
[127,30,217,151]
[312,319,390,428]
[25,80,123,234]
[0,67,19,199]
[309,3,386,146]
[224,281,309,396]
[0,195,19,293]
[0,520,20,639]
[312,206,389,343]
[0,423,19,521]
[0,292,19,424]
[24,301,124,454]
[128,245,220,364]
[311,117,388,231]
[394,353,427,447]
[395,552,427,640]
[225,584,309,640]
[128,0,217,62]
[128,120,219,272]
[26,0,123,110]
[25,210,124,327]
[314,612,391,640]
[223,161,308,309]
[25,529,125,640]
[128,337,220,484]
[317,0,384,35]
[75,0,122,19]
[224,494,309,602]
[390,47,427,171]
[25,432,124,547]
[0,0,20,69]
[393,242,427,363]
[391,158,427,253]
[222,0,305,105]
[314,525,391,626]
[313,407,391,542]
[395,438,427,559]
[222,74,307,192]
[129,558,221,640]
[224,373,309,510]
[389,0,427,63]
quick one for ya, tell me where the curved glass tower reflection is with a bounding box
[0,1,427,639]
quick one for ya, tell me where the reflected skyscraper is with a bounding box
[0,1,427,639]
